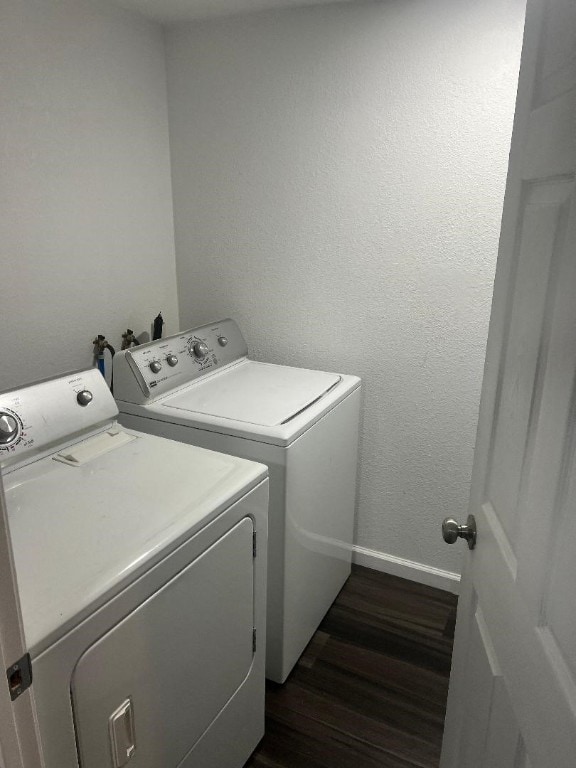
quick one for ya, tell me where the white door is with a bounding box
[440,0,576,766]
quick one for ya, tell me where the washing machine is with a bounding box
[0,367,268,768]
[113,319,361,683]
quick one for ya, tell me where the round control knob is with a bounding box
[192,341,209,360]
[0,412,19,445]
[166,354,178,367]
[218,336,228,347]
[149,360,162,374]
[76,390,93,407]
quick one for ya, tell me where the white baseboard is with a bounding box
[352,545,460,595]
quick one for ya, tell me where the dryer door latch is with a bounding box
[6,653,32,701]
[109,697,137,767]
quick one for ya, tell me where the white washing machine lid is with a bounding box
[164,360,341,427]
[5,426,266,656]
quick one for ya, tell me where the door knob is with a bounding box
[442,515,477,550]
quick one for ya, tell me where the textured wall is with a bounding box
[0,0,179,391]
[166,0,525,576]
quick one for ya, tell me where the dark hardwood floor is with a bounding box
[246,565,458,768]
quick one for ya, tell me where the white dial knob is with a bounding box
[192,341,209,360]
[149,360,162,374]
[0,412,19,445]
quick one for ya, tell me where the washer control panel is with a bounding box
[0,369,118,468]
[115,319,248,402]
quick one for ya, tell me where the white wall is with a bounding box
[165,0,525,581]
[0,0,179,392]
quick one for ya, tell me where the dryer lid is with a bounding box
[164,361,341,426]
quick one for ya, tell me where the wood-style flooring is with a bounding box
[246,565,458,768]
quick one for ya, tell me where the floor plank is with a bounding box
[246,565,458,768]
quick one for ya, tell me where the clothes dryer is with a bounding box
[0,368,268,768]
[114,319,361,683]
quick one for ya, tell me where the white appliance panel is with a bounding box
[165,360,341,426]
[281,387,360,680]
[72,518,255,768]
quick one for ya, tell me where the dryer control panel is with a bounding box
[0,369,118,469]
[113,318,248,404]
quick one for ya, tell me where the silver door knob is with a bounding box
[442,515,477,550]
